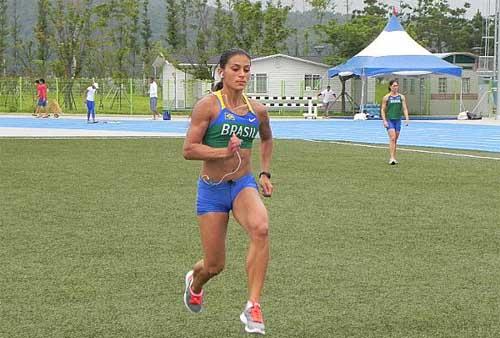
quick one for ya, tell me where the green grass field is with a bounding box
[1,138,499,337]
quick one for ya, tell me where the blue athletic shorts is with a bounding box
[37,99,47,107]
[196,173,258,215]
[386,119,402,132]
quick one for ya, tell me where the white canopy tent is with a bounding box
[328,15,463,113]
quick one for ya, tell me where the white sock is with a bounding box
[246,300,260,310]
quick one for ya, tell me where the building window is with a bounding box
[462,78,471,94]
[402,78,408,92]
[438,78,447,93]
[247,73,267,93]
[305,74,321,90]
[256,74,267,93]
[410,79,416,94]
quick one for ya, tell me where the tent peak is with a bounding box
[384,15,404,32]
[328,13,462,78]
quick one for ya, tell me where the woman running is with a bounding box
[182,48,273,335]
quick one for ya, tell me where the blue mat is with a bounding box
[1,117,499,153]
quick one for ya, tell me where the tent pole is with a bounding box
[459,78,463,113]
[360,69,365,114]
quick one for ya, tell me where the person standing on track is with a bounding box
[85,82,98,123]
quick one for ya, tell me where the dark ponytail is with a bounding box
[213,81,224,91]
[212,48,251,91]
[388,79,398,91]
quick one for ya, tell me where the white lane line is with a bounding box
[0,127,184,138]
[305,139,500,161]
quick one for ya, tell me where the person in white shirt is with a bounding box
[149,77,159,120]
[85,82,98,123]
[318,85,336,118]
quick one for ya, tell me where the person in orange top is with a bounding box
[36,79,49,118]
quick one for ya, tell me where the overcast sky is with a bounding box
[279,0,495,16]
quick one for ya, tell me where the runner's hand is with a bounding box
[227,133,241,155]
[259,176,273,198]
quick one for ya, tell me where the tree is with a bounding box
[469,10,487,55]
[92,3,114,78]
[96,0,141,77]
[34,0,50,76]
[141,0,153,77]
[19,40,37,77]
[317,10,386,64]
[10,1,21,75]
[306,0,335,24]
[178,0,189,49]
[129,0,141,77]
[49,0,95,78]
[445,3,477,52]
[233,0,263,53]
[182,0,212,80]
[404,0,473,53]
[353,0,388,17]
[49,0,95,111]
[165,0,181,50]
[303,30,310,56]
[260,1,292,55]
[212,0,234,53]
[291,30,299,56]
[0,0,8,75]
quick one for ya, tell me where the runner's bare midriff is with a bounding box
[201,148,252,182]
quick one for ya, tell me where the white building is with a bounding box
[404,52,479,115]
[158,53,347,111]
[247,54,331,97]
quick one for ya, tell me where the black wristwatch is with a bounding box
[259,171,271,179]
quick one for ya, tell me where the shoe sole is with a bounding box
[240,312,265,335]
[183,270,201,314]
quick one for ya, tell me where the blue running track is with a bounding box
[1,117,499,153]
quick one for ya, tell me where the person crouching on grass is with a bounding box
[47,100,62,118]
[182,48,273,335]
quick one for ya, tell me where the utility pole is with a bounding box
[345,0,349,15]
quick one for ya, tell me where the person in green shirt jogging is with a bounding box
[381,79,410,165]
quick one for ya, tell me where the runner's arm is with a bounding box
[183,96,238,160]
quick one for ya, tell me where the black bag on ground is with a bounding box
[467,111,482,120]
